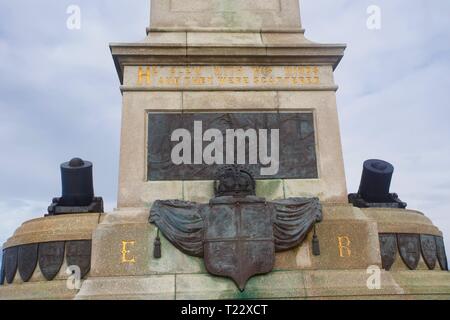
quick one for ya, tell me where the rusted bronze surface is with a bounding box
[147,112,318,181]
[66,240,92,279]
[150,168,322,290]
[398,234,420,270]
[151,196,321,291]
[39,242,65,281]
[4,246,18,284]
[18,244,39,282]
[204,197,275,291]
[150,200,204,257]
[420,235,437,270]
[214,166,256,197]
[379,234,397,271]
[436,236,448,271]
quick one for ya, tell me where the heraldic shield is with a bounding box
[150,196,322,291]
[149,166,322,291]
[203,197,275,291]
[149,169,322,291]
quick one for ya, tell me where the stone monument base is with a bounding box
[1,205,449,300]
[75,270,450,300]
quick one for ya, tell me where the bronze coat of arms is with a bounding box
[150,167,322,291]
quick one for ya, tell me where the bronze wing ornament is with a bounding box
[271,197,323,252]
[150,200,204,257]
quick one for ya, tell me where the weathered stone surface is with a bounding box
[176,271,306,300]
[262,32,313,46]
[140,182,184,204]
[90,210,205,277]
[274,239,312,271]
[362,208,442,236]
[118,92,183,208]
[183,181,215,203]
[255,179,284,201]
[187,32,263,46]
[150,0,302,32]
[280,91,348,203]
[311,205,381,270]
[391,271,450,297]
[76,275,175,300]
[3,213,102,249]
[143,32,187,46]
[183,91,278,111]
[0,280,78,300]
[304,269,405,299]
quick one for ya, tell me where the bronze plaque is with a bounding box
[398,234,420,270]
[39,242,65,281]
[0,250,6,285]
[4,246,18,284]
[435,236,448,271]
[18,244,39,282]
[66,240,92,279]
[379,234,397,271]
[147,112,317,181]
[420,235,437,270]
[203,198,275,291]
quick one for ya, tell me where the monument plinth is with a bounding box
[1,0,449,300]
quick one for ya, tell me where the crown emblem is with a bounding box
[214,166,256,197]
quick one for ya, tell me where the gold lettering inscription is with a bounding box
[121,240,136,264]
[337,236,352,258]
[136,66,322,88]
[137,66,159,85]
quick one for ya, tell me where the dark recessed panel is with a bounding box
[147,112,317,181]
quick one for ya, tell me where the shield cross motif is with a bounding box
[150,167,323,291]
[398,234,420,270]
[203,197,275,291]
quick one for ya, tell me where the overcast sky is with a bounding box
[0,0,449,260]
